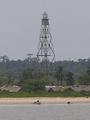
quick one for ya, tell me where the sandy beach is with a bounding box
[0,97,89,104]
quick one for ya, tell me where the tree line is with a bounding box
[0,55,90,92]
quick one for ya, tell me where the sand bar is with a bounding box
[0,97,89,104]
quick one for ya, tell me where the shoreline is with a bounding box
[0,97,89,104]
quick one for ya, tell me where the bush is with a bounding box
[21,79,48,92]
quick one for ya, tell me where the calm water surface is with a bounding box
[0,104,90,120]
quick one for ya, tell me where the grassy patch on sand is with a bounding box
[0,90,90,97]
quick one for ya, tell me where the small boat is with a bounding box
[33,100,41,105]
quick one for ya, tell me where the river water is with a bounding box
[0,104,89,120]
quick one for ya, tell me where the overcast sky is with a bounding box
[0,0,90,60]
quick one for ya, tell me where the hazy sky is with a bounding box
[0,0,90,60]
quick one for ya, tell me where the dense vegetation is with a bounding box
[0,55,90,93]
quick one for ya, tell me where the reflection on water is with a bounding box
[0,104,89,120]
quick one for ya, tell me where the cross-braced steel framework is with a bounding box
[37,12,55,73]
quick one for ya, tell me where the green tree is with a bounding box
[78,67,90,85]
[86,67,90,76]
[66,72,74,86]
[78,74,90,85]
[0,73,15,86]
[22,69,33,80]
[56,66,64,86]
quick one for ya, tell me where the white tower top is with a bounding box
[43,12,48,19]
[42,12,49,26]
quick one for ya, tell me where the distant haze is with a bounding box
[0,0,90,60]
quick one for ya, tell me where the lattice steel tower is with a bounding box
[37,12,55,73]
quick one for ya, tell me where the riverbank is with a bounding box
[0,97,89,104]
